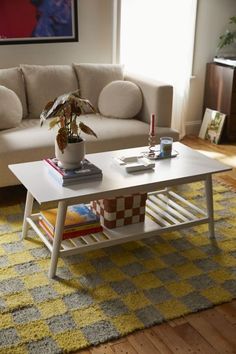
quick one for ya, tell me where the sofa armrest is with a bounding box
[125,73,173,127]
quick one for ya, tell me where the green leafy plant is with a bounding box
[218,16,236,50]
[40,90,97,153]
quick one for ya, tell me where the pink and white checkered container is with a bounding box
[91,193,147,229]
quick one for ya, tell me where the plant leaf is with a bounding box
[49,117,60,129]
[70,119,78,135]
[72,95,96,114]
[79,122,97,137]
[40,100,55,124]
[56,128,68,153]
[229,16,236,25]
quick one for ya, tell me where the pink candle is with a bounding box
[150,113,155,135]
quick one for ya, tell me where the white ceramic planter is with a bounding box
[55,139,85,169]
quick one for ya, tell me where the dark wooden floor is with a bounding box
[1,136,236,354]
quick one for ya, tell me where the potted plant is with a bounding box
[216,16,236,57]
[40,90,97,169]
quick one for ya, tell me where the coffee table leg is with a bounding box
[205,174,215,238]
[21,191,34,240]
[48,201,67,279]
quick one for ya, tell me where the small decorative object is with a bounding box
[148,113,156,157]
[216,16,236,58]
[160,137,173,157]
[114,155,155,172]
[199,108,226,144]
[40,90,97,169]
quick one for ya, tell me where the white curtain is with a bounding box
[119,0,198,138]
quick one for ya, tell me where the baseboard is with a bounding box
[185,120,201,136]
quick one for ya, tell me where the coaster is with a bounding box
[143,150,179,160]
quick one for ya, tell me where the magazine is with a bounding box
[199,108,226,144]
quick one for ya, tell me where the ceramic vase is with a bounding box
[55,139,85,169]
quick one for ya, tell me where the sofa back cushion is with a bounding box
[73,63,124,111]
[21,65,78,119]
[0,67,28,118]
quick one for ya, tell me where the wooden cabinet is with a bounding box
[203,62,236,142]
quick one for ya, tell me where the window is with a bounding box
[119,0,198,136]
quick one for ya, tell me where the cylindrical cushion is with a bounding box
[0,67,28,118]
[0,85,23,129]
[98,80,142,119]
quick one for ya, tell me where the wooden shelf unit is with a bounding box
[203,62,236,142]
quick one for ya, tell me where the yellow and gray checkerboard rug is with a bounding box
[0,181,236,353]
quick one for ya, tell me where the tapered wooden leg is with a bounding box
[48,201,67,278]
[21,191,34,240]
[205,175,215,238]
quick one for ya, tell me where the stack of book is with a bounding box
[44,158,103,186]
[39,204,103,240]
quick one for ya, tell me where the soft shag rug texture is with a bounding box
[0,180,236,354]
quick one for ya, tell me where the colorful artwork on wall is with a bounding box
[0,0,78,44]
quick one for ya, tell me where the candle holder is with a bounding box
[148,132,156,157]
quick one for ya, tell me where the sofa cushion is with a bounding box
[73,63,124,111]
[21,65,78,119]
[77,114,179,153]
[98,80,142,119]
[0,86,23,129]
[0,67,27,118]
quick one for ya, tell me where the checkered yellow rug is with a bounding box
[0,181,236,353]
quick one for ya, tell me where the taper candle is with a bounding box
[150,113,155,135]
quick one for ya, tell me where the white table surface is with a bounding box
[9,142,231,205]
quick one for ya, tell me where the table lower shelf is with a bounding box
[27,189,209,257]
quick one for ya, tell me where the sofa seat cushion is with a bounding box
[21,65,78,119]
[98,80,142,119]
[0,67,28,118]
[78,114,179,153]
[0,119,57,155]
[0,115,179,156]
[73,64,124,111]
[0,86,23,129]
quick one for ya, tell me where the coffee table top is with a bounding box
[9,142,231,205]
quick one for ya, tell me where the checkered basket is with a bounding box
[90,192,147,229]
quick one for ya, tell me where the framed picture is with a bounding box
[0,0,78,45]
[199,108,226,144]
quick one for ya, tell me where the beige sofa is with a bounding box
[0,64,179,187]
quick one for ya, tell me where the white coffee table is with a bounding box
[9,143,231,278]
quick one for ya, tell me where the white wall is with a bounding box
[0,0,113,68]
[186,0,236,135]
